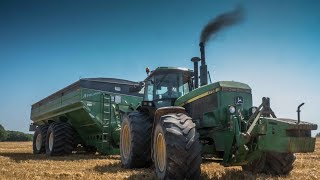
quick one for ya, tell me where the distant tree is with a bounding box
[0,124,8,141]
[0,124,32,142]
[316,132,320,137]
[5,131,32,141]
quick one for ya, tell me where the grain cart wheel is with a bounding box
[264,152,295,175]
[46,122,74,156]
[33,124,49,154]
[153,113,201,179]
[120,112,152,168]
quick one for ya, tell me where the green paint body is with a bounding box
[30,67,318,166]
[144,67,317,166]
[177,80,317,165]
[31,87,142,155]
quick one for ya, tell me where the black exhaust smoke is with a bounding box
[200,5,244,45]
[198,6,244,86]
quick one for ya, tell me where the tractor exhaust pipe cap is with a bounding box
[297,103,305,124]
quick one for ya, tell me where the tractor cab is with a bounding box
[142,67,193,109]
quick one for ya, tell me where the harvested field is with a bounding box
[0,139,319,179]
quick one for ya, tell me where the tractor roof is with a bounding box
[145,67,193,81]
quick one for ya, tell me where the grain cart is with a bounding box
[30,78,143,156]
[120,43,318,179]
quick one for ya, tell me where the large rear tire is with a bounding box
[33,124,49,154]
[153,113,201,179]
[120,112,152,168]
[45,122,74,156]
[242,152,295,175]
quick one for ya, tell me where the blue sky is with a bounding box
[0,0,319,135]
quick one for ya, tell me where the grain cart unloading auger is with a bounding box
[120,42,318,179]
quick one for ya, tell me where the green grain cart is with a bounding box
[119,43,318,179]
[30,78,143,155]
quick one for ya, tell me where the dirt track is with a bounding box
[0,139,319,179]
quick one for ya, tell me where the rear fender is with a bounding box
[153,106,186,126]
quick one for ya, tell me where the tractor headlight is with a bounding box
[228,105,236,114]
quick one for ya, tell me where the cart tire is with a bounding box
[33,124,49,154]
[45,122,74,156]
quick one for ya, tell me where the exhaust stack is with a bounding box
[191,57,201,88]
[196,6,244,87]
[199,42,208,86]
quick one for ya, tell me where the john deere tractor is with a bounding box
[120,43,317,179]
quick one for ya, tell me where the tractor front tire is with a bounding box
[46,122,74,156]
[33,124,49,154]
[120,112,152,168]
[153,113,201,179]
[242,152,295,175]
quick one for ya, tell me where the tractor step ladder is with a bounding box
[100,93,111,154]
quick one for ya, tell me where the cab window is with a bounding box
[144,72,191,101]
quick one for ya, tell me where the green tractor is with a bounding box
[120,43,317,179]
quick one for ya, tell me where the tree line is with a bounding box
[0,124,32,141]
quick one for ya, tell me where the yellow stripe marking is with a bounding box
[178,87,220,106]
